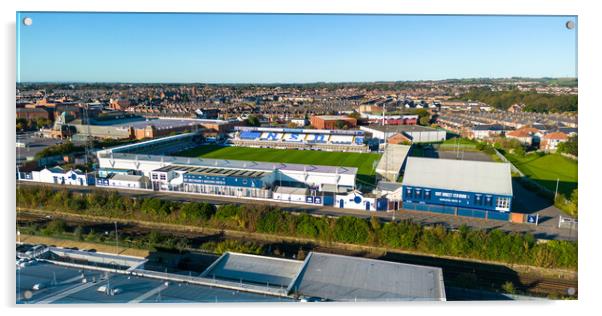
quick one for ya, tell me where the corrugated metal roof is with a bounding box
[292,252,445,301]
[402,157,513,196]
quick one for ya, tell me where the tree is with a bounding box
[557,135,577,156]
[246,115,261,127]
[348,111,362,120]
[335,120,347,129]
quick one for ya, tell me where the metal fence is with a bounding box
[493,149,556,200]
[402,202,510,222]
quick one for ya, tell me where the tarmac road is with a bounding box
[16,181,577,241]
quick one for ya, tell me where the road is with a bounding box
[17,181,577,241]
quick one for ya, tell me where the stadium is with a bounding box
[231,126,369,152]
[94,132,360,206]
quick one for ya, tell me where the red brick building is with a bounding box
[310,115,357,130]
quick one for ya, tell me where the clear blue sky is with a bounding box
[16,13,577,83]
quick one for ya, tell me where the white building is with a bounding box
[272,186,310,204]
[360,125,446,143]
[106,174,150,189]
[335,190,378,211]
[27,167,89,186]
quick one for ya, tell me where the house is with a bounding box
[469,124,508,140]
[507,103,525,113]
[387,132,412,145]
[505,126,541,146]
[540,131,569,151]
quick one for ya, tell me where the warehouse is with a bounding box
[401,157,513,213]
[360,125,446,143]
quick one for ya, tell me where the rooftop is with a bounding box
[291,252,446,301]
[361,125,440,133]
[402,157,513,196]
[202,252,304,288]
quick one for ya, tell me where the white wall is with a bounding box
[335,192,376,211]
[101,157,357,188]
[108,179,144,189]
[32,169,88,186]
[273,192,307,203]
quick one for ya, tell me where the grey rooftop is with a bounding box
[402,157,513,196]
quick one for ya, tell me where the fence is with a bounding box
[402,202,510,222]
[493,149,556,200]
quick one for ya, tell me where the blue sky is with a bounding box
[16,13,577,83]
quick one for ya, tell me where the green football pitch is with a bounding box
[504,152,578,196]
[175,145,382,187]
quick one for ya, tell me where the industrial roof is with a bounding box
[402,157,513,196]
[313,115,355,121]
[376,181,404,192]
[201,253,304,288]
[291,252,446,301]
[17,262,290,304]
[17,246,446,303]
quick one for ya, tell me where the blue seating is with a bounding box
[240,131,261,140]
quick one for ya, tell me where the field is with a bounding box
[175,145,382,187]
[504,152,578,196]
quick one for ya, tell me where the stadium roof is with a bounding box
[102,152,357,175]
[291,252,446,301]
[154,164,270,178]
[375,144,410,182]
[402,157,513,196]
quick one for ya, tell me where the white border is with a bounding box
[2,1,600,316]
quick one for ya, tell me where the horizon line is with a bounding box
[16,76,578,85]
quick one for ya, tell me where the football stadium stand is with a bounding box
[232,127,369,152]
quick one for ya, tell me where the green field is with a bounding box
[504,152,578,196]
[175,145,382,187]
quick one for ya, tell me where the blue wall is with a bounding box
[402,185,511,212]
[183,173,264,188]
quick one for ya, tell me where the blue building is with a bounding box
[401,157,513,214]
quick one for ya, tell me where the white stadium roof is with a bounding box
[402,157,513,196]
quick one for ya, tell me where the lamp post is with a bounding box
[114,221,118,255]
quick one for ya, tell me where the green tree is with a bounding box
[557,135,578,156]
[333,216,370,244]
[246,115,261,127]
[335,120,347,129]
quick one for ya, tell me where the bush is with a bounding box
[41,219,67,236]
[333,216,371,244]
[16,186,578,270]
